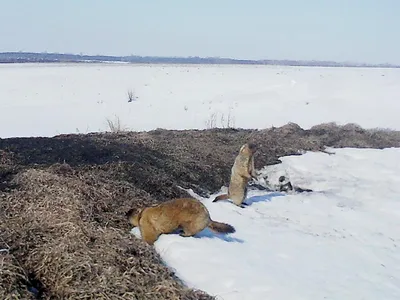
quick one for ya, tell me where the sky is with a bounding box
[0,0,399,64]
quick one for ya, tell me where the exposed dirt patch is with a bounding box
[1,122,399,299]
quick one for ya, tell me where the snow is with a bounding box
[131,147,400,300]
[2,63,400,299]
[1,63,400,138]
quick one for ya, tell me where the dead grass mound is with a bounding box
[2,123,399,199]
[309,122,400,148]
[0,168,213,299]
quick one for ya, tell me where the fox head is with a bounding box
[126,207,144,227]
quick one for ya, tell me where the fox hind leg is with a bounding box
[180,220,207,237]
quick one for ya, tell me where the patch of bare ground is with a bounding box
[1,122,399,299]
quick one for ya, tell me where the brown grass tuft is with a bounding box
[0,150,15,165]
[0,251,33,299]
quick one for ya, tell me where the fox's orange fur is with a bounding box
[213,143,257,207]
[127,198,235,245]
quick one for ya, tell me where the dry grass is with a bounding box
[106,115,128,133]
[127,89,137,102]
[1,122,400,299]
[0,167,212,299]
[308,122,400,148]
[0,251,33,300]
[0,150,15,165]
[205,110,235,129]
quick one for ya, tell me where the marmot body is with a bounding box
[213,143,257,207]
[127,198,235,245]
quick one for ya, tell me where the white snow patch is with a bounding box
[131,148,400,300]
[1,63,400,138]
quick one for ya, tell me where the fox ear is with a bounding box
[126,208,135,219]
[126,207,143,219]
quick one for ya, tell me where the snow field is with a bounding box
[1,63,400,138]
[132,148,400,300]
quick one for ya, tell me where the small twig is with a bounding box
[320,149,335,155]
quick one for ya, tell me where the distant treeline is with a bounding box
[0,52,398,68]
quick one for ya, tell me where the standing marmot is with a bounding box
[212,143,258,207]
[127,198,235,245]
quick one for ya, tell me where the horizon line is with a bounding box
[0,51,399,68]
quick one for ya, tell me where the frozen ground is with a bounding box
[1,63,400,138]
[132,147,400,300]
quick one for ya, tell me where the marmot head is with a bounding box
[248,143,257,153]
[239,143,257,155]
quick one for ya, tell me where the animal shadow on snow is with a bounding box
[132,228,243,243]
[244,192,285,206]
[164,228,244,243]
[193,228,244,243]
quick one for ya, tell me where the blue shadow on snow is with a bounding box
[194,228,244,243]
[166,228,244,243]
[244,192,285,206]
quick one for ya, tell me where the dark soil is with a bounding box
[1,122,399,299]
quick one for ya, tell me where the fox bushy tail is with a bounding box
[208,220,235,234]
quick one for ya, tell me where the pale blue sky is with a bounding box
[0,0,399,64]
